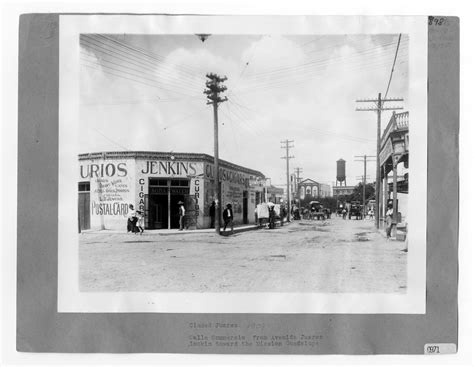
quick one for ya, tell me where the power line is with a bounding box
[80,59,199,98]
[82,63,180,93]
[227,92,378,143]
[383,34,403,102]
[234,54,408,95]
[80,38,204,93]
[80,35,204,91]
[241,38,408,83]
[221,105,258,137]
[97,34,204,77]
[80,95,202,106]
[80,53,201,96]
[88,126,130,151]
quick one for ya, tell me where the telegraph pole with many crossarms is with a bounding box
[204,73,228,235]
[281,140,294,223]
[355,94,403,228]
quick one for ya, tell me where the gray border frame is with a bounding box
[17,14,458,354]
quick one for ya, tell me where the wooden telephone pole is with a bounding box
[355,155,376,217]
[294,167,303,211]
[204,73,227,235]
[281,140,294,222]
[355,94,403,228]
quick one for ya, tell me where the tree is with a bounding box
[346,182,375,204]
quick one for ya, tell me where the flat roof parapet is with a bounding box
[78,151,265,178]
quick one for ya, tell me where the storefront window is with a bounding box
[171,179,189,187]
[149,179,167,186]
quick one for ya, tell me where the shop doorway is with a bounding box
[169,192,186,229]
[149,193,167,229]
[147,178,189,229]
[243,190,248,224]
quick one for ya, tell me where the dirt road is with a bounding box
[79,217,407,293]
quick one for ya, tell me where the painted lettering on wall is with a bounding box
[93,177,130,202]
[138,178,145,212]
[205,164,251,187]
[91,201,129,216]
[141,161,197,176]
[80,162,127,178]
[193,179,200,218]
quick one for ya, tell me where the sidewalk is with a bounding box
[80,222,275,236]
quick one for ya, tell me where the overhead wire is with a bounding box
[228,91,378,145]
[80,35,205,91]
[218,108,241,154]
[241,38,408,82]
[223,102,260,136]
[92,34,204,81]
[80,36,204,93]
[383,34,403,102]
[80,52,201,97]
[99,34,205,76]
[234,49,408,94]
[80,59,199,98]
[88,126,131,151]
[233,53,408,96]
[81,63,181,93]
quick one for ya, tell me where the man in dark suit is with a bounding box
[222,203,234,234]
[209,201,216,228]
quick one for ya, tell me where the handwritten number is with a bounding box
[429,16,447,26]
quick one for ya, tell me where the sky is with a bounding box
[79,33,409,187]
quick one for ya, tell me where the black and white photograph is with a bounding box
[58,15,427,313]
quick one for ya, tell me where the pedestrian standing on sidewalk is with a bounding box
[209,201,216,228]
[268,205,276,229]
[385,205,394,239]
[136,210,144,235]
[281,205,287,226]
[223,203,234,234]
[127,204,138,233]
[178,201,185,231]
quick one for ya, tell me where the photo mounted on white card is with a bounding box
[58,15,427,313]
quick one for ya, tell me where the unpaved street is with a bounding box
[79,217,407,293]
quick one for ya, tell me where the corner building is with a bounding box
[78,151,266,231]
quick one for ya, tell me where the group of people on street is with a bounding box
[254,202,287,228]
[127,204,144,234]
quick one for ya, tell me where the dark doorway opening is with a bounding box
[78,181,90,231]
[243,190,248,224]
[147,178,190,229]
[149,194,167,229]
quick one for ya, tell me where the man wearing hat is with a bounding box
[222,203,234,234]
[178,201,185,231]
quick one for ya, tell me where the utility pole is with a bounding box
[294,167,303,211]
[355,155,376,218]
[356,94,403,228]
[204,73,228,235]
[281,140,294,222]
